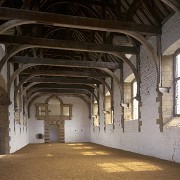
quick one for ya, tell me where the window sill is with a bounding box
[125,119,138,121]
[164,117,180,128]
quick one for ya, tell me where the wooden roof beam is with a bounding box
[0,35,139,55]
[160,0,180,13]
[26,88,91,95]
[20,70,110,78]
[26,84,94,92]
[10,56,121,70]
[126,0,141,21]
[0,7,161,35]
[27,77,101,85]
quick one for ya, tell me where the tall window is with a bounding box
[124,74,139,120]
[132,81,139,120]
[105,91,112,125]
[93,101,99,127]
[175,52,180,115]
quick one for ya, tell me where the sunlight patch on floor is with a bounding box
[68,143,84,146]
[81,151,110,156]
[73,146,93,150]
[0,155,6,158]
[46,154,53,157]
[97,162,162,172]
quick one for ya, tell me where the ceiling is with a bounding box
[0,0,178,105]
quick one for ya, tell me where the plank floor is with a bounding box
[0,143,180,180]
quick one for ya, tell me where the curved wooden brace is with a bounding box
[116,31,160,88]
[0,45,34,72]
[8,64,34,94]
[22,82,39,96]
[45,2,101,18]
[13,72,111,103]
[22,81,104,101]
[160,0,180,13]
[25,87,98,103]
[9,64,111,98]
[0,20,35,34]
[113,53,139,99]
[0,23,159,88]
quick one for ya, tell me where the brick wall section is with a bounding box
[162,13,180,55]
[162,55,174,125]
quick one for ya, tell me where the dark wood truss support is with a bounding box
[160,0,180,13]
[10,56,121,70]
[0,35,139,55]
[0,7,161,35]
[27,77,101,85]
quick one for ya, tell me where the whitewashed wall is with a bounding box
[90,13,180,163]
[9,64,29,153]
[29,96,90,143]
[0,45,29,154]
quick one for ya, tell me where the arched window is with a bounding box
[132,80,138,120]
[104,91,112,125]
[174,51,180,115]
[92,101,99,127]
[124,74,139,120]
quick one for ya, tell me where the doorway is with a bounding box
[49,125,59,143]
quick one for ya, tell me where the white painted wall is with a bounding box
[8,65,29,153]
[29,96,90,143]
[0,44,29,154]
[90,13,180,163]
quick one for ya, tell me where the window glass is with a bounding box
[175,53,180,115]
[133,81,138,120]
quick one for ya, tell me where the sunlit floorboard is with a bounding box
[0,143,180,180]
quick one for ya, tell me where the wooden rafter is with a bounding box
[0,35,139,55]
[20,69,110,78]
[26,77,101,85]
[0,7,161,35]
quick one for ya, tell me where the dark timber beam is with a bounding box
[26,84,95,92]
[27,77,101,85]
[25,89,91,95]
[24,88,98,103]
[10,56,121,69]
[160,0,180,13]
[0,7,161,35]
[0,35,139,55]
[140,0,162,25]
[25,87,94,99]
[20,70,110,78]
[126,0,141,21]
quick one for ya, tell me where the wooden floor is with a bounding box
[0,143,180,180]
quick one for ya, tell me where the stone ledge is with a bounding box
[164,117,180,128]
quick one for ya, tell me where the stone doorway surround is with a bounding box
[44,95,65,143]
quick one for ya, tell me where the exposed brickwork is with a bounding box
[161,55,174,125]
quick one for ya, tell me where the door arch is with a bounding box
[44,95,64,143]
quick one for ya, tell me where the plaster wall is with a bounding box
[90,13,180,163]
[8,63,29,153]
[0,45,29,154]
[29,96,90,144]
